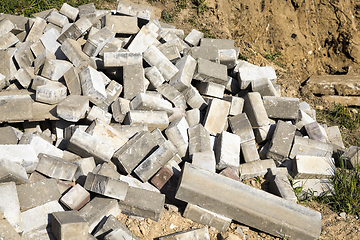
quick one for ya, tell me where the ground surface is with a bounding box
[98,0,360,239]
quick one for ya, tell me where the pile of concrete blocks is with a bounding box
[0,1,354,239]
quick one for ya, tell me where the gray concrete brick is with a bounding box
[85,118,127,153]
[78,3,95,19]
[30,40,45,58]
[92,163,121,180]
[118,186,165,221]
[157,83,186,109]
[51,211,88,240]
[0,126,18,144]
[112,130,159,174]
[21,200,64,235]
[130,93,173,115]
[103,52,142,67]
[14,68,32,88]
[100,80,123,108]
[79,197,120,233]
[119,175,160,193]
[0,32,19,49]
[184,45,219,63]
[194,58,228,86]
[176,162,321,239]
[225,76,240,94]
[183,203,231,232]
[61,38,89,67]
[73,157,96,180]
[111,97,130,123]
[86,105,111,124]
[128,22,159,53]
[26,17,47,43]
[94,214,139,240]
[145,66,165,88]
[295,110,316,130]
[0,182,22,232]
[0,18,14,38]
[267,121,296,165]
[143,45,179,81]
[0,145,38,173]
[0,92,33,123]
[192,151,216,172]
[219,49,237,68]
[83,27,115,57]
[184,29,203,46]
[293,155,335,179]
[0,158,29,184]
[196,81,225,98]
[36,82,67,105]
[241,140,260,163]
[14,42,34,70]
[57,95,89,122]
[21,133,63,157]
[183,85,207,110]
[117,0,152,22]
[215,131,241,170]
[84,172,129,200]
[305,122,328,143]
[223,96,244,116]
[185,108,202,128]
[17,178,61,212]
[293,179,334,198]
[105,15,138,35]
[123,64,146,100]
[59,3,79,22]
[41,58,72,81]
[57,18,92,44]
[289,136,333,159]
[251,77,279,97]
[169,55,196,92]
[341,146,360,169]
[203,98,230,135]
[268,171,297,203]
[237,65,277,90]
[60,184,90,211]
[35,153,78,181]
[240,158,278,179]
[159,228,209,240]
[68,128,115,164]
[134,140,177,182]
[34,49,56,75]
[263,96,300,120]
[47,12,69,28]
[0,211,21,240]
[325,126,345,150]
[31,75,53,91]
[188,124,212,157]
[79,66,107,105]
[124,110,169,131]
[243,92,270,128]
[165,117,189,157]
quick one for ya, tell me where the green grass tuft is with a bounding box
[328,104,360,131]
[325,160,360,215]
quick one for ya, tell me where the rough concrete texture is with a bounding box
[0,1,352,239]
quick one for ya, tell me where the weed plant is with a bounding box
[325,160,360,215]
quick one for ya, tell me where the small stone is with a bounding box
[339,212,346,219]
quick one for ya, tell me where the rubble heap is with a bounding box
[0,2,358,240]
